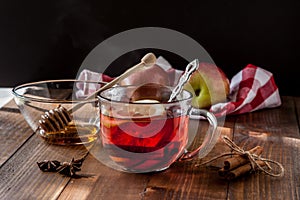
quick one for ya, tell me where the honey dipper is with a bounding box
[39,53,157,133]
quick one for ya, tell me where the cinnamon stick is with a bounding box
[220,160,266,180]
[223,146,263,171]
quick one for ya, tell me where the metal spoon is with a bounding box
[168,59,199,102]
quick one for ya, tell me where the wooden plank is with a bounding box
[0,100,34,166]
[58,153,150,200]
[0,130,89,199]
[228,96,300,200]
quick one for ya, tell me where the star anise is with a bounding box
[37,160,61,172]
[56,157,85,177]
[37,155,86,177]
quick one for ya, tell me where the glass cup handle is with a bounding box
[178,107,220,161]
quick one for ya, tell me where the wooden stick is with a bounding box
[223,146,263,171]
[70,53,157,113]
[219,160,267,180]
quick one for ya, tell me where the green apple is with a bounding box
[183,62,230,109]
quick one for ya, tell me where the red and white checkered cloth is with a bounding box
[78,57,281,117]
[210,64,281,117]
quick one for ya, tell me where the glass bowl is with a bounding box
[12,79,106,145]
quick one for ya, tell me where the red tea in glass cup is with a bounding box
[98,84,219,173]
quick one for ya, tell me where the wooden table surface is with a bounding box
[0,96,299,200]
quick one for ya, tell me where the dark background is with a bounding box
[0,0,299,95]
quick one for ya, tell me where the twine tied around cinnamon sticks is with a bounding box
[196,136,284,180]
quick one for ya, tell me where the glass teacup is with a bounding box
[96,84,220,173]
